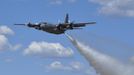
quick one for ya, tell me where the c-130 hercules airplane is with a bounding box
[15,14,96,34]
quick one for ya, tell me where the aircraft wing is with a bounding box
[73,22,96,27]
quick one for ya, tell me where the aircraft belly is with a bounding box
[42,28,64,34]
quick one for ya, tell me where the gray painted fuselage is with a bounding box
[39,23,65,34]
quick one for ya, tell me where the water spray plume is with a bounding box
[65,33,134,75]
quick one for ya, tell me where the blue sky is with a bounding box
[0,0,134,75]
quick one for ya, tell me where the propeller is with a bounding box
[14,22,42,30]
[69,21,75,29]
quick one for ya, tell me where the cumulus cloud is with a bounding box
[70,61,83,71]
[89,0,134,17]
[0,35,9,51]
[0,25,21,51]
[24,41,73,58]
[0,26,14,35]
[45,61,95,75]
[46,61,72,71]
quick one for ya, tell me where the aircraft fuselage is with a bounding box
[37,23,65,34]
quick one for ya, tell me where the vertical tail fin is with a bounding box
[64,13,69,23]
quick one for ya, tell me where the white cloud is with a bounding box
[89,0,134,17]
[50,0,63,5]
[49,0,77,5]
[0,26,14,35]
[45,61,95,75]
[0,35,9,51]
[0,25,21,51]
[46,61,72,71]
[10,44,22,51]
[70,61,84,71]
[24,41,73,58]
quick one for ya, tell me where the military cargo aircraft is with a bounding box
[15,14,96,34]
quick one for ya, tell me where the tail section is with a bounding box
[64,13,69,23]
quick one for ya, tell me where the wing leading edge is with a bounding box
[72,22,96,27]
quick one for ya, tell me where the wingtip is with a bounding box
[92,22,96,24]
[14,24,26,25]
